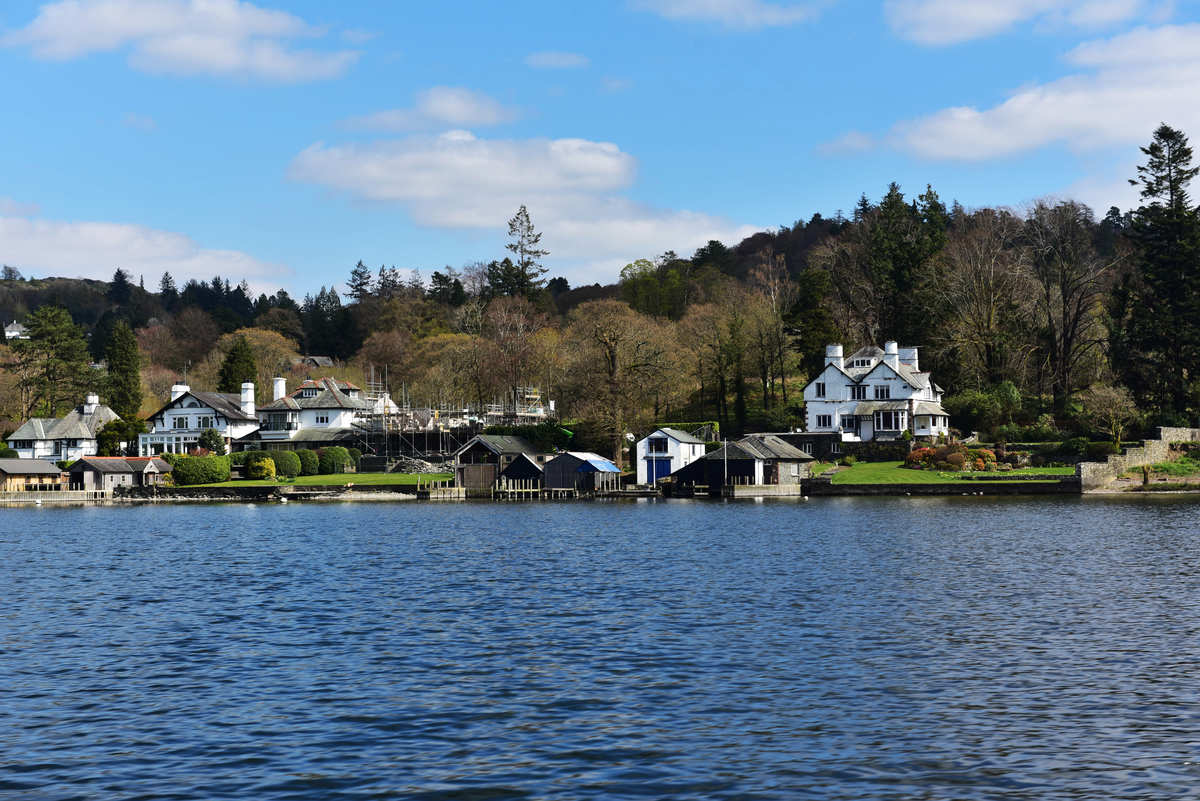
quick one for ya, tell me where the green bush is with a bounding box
[198,428,226,455]
[1059,437,1089,458]
[347,447,362,469]
[172,455,231,485]
[945,452,966,470]
[317,446,351,475]
[231,449,269,467]
[297,449,318,476]
[0,445,20,459]
[246,455,276,480]
[160,452,181,468]
[1086,442,1118,460]
[838,454,857,466]
[271,450,301,478]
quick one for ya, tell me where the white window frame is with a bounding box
[874,385,891,400]
[851,385,866,400]
[816,414,832,428]
[815,382,826,398]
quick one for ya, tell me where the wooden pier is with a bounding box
[0,490,109,505]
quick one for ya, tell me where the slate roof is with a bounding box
[260,377,368,411]
[147,390,256,423]
[850,400,947,416]
[8,402,120,442]
[706,435,814,462]
[0,458,63,475]
[457,434,536,459]
[70,456,173,473]
[652,427,705,445]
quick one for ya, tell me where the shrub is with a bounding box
[198,428,226,456]
[969,448,996,464]
[271,450,301,478]
[172,455,231,485]
[905,447,936,469]
[0,445,18,459]
[945,452,966,470]
[297,449,318,476]
[231,449,269,467]
[317,446,351,475]
[246,455,276,480]
[347,447,362,469]
[838,454,857,467]
[1059,437,1089,458]
[160,452,181,468]
[974,458,985,471]
[1086,442,1118,460]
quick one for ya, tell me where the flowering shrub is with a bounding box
[945,452,966,470]
[905,447,936,468]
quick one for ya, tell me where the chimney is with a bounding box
[171,383,189,402]
[83,393,99,415]
[241,382,255,417]
[884,341,900,370]
[898,346,919,372]
[825,344,844,370]
[273,377,287,402]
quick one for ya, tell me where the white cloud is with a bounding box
[889,24,1200,160]
[884,0,1147,45]
[0,214,289,291]
[0,197,41,216]
[288,131,756,283]
[817,130,875,155]
[524,50,590,69]
[344,87,518,132]
[634,0,822,28]
[121,112,157,132]
[2,0,359,82]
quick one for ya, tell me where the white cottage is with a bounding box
[636,427,707,485]
[138,383,260,455]
[247,377,369,450]
[803,342,950,442]
[7,394,120,461]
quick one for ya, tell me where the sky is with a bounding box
[1,0,1197,297]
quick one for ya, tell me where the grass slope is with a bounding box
[830,461,1074,485]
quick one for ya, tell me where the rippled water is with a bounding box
[3,497,1200,799]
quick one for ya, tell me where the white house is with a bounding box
[802,342,950,442]
[247,377,369,450]
[138,383,260,455]
[7,394,120,461]
[4,320,29,340]
[636,427,707,485]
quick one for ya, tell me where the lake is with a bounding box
[2,497,1199,800]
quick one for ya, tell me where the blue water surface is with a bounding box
[2,497,1199,800]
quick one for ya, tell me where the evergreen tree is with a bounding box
[108,268,133,305]
[12,305,93,417]
[347,260,374,302]
[375,265,401,299]
[504,205,549,295]
[1120,124,1200,416]
[105,320,143,419]
[217,335,257,393]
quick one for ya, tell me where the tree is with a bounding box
[105,320,143,419]
[108,268,133,306]
[11,305,93,417]
[198,427,226,455]
[1081,384,1139,447]
[347,260,374,302]
[216,335,256,393]
[504,205,549,296]
[428,269,467,306]
[2,265,23,281]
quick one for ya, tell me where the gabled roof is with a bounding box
[71,456,172,473]
[706,435,813,462]
[647,427,705,445]
[500,452,544,476]
[0,458,62,475]
[260,377,368,412]
[860,359,924,391]
[148,390,256,423]
[8,402,120,442]
[455,434,536,459]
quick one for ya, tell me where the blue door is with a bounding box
[650,457,672,483]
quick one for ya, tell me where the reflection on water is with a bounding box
[2,497,1199,799]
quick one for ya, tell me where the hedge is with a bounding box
[172,455,231,485]
[317,446,351,475]
[246,455,276,481]
[297,449,318,476]
[271,450,301,478]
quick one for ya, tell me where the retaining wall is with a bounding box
[806,478,1080,496]
[1076,427,1200,490]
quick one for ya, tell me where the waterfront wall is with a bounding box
[1076,427,1200,490]
[805,478,1080,496]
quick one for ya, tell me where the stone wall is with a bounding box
[804,477,1079,496]
[1076,427,1200,490]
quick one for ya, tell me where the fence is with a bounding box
[0,490,108,503]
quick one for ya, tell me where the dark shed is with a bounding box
[543,451,621,492]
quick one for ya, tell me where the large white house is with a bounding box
[7,394,120,461]
[802,342,950,442]
[636,427,707,485]
[138,383,260,455]
[246,377,369,450]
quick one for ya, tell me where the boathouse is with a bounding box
[635,427,707,485]
[669,434,813,492]
[453,434,540,489]
[499,452,544,484]
[0,459,67,492]
[543,451,621,493]
[68,457,173,492]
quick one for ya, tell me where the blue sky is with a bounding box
[0,0,1196,295]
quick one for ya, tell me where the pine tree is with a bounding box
[347,260,374,302]
[108,268,133,305]
[12,305,93,417]
[375,265,401,299]
[505,205,549,295]
[217,336,257,393]
[105,320,142,419]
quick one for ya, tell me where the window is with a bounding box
[648,437,668,454]
[874,384,890,400]
[874,411,905,431]
[850,385,866,400]
[816,414,832,428]
[831,441,842,455]
[303,388,318,398]
[315,414,329,425]
[197,416,214,429]
[801,442,814,455]
[840,415,858,431]
[172,417,189,429]
[853,358,871,368]
[814,382,826,398]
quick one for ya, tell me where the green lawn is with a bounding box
[830,461,1074,485]
[201,472,452,488]
[810,461,839,477]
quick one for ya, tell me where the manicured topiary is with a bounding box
[0,446,19,459]
[347,447,362,470]
[271,450,301,478]
[246,455,276,480]
[297,449,318,476]
[318,446,351,475]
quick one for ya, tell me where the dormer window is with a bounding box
[853,358,871,368]
[302,388,318,398]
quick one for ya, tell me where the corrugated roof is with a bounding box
[0,458,63,475]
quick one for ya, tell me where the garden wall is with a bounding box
[1076,427,1200,490]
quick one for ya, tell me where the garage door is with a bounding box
[650,457,673,483]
